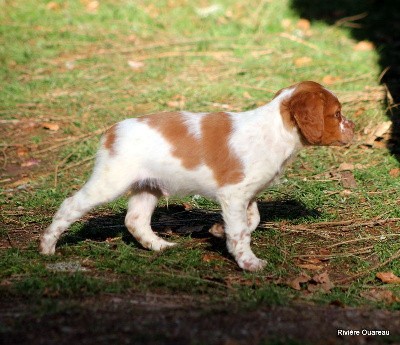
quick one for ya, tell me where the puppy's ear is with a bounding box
[290,92,325,145]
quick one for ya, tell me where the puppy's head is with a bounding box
[279,81,355,146]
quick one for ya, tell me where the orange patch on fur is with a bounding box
[104,124,117,155]
[140,112,201,169]
[200,112,244,186]
[140,111,244,186]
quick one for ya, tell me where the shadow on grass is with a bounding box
[291,0,400,159]
[59,199,320,249]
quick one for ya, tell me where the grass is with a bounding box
[1,0,400,314]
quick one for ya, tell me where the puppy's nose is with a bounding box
[344,118,355,130]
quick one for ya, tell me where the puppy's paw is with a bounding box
[39,237,56,255]
[237,254,266,272]
[148,239,177,251]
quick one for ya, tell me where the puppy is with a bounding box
[40,81,354,271]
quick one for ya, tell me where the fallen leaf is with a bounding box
[281,18,292,29]
[340,189,353,197]
[127,34,138,43]
[16,146,29,157]
[42,122,59,131]
[373,121,392,137]
[105,237,121,243]
[363,121,392,146]
[363,121,392,136]
[195,4,223,17]
[65,61,75,70]
[182,202,193,210]
[167,94,186,109]
[376,271,400,284]
[243,91,252,99]
[338,162,355,171]
[302,258,323,264]
[46,1,60,10]
[339,163,368,170]
[354,107,365,117]
[8,177,31,188]
[296,18,311,31]
[318,248,331,259]
[142,4,160,19]
[127,60,145,70]
[361,289,399,303]
[294,56,312,67]
[211,102,234,111]
[296,263,323,271]
[340,171,357,189]
[338,163,366,171]
[21,158,40,168]
[225,275,262,288]
[251,50,271,58]
[389,168,400,178]
[322,75,342,85]
[287,272,311,290]
[312,272,334,292]
[300,162,313,171]
[202,253,221,263]
[373,140,387,149]
[85,0,99,13]
[354,40,374,51]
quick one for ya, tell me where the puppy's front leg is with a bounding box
[220,199,266,271]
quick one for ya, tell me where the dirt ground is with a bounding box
[1,293,400,345]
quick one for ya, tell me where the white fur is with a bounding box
[39,86,325,271]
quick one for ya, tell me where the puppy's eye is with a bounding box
[334,111,341,118]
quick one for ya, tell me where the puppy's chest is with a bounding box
[240,141,299,186]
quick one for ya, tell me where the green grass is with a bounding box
[1,0,400,313]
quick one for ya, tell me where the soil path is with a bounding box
[1,294,400,345]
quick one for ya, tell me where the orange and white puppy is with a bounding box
[40,81,354,271]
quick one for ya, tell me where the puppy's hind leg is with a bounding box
[40,154,134,255]
[247,199,260,233]
[209,199,260,239]
[125,188,176,251]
